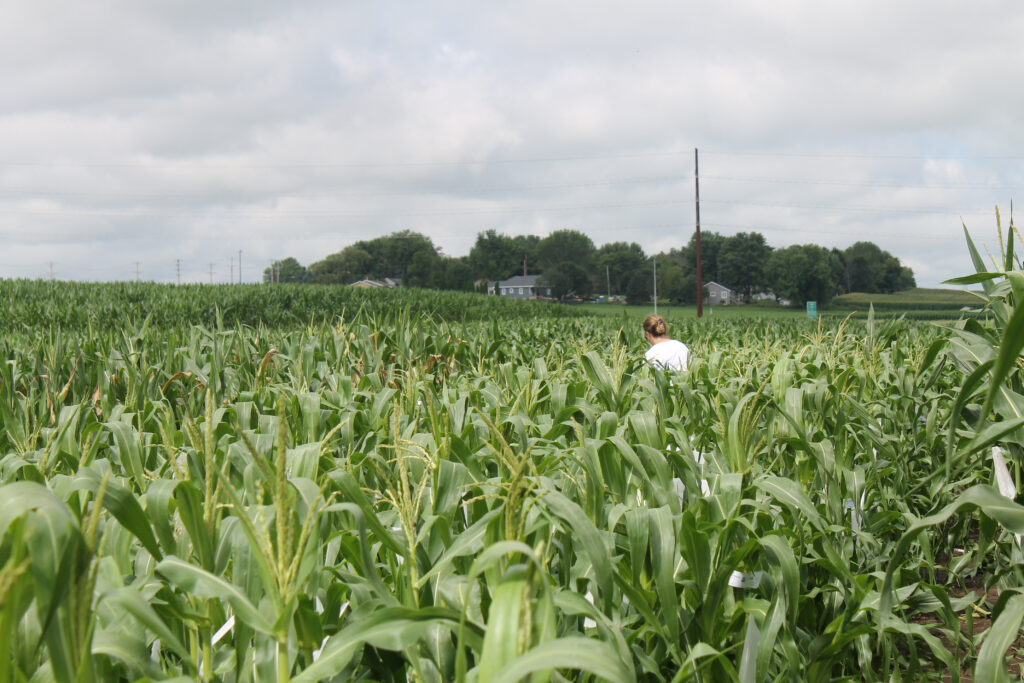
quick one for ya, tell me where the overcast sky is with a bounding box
[2,1,1022,287]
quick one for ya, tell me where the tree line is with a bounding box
[264,228,915,306]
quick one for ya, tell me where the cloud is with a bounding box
[0,1,1020,286]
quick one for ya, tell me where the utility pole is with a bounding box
[49,262,54,281]
[653,257,658,316]
[209,262,215,284]
[134,262,140,282]
[523,255,527,277]
[176,259,181,285]
[606,265,610,300]
[230,256,234,284]
[238,250,242,284]
[695,147,703,318]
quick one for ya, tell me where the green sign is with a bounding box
[807,301,817,319]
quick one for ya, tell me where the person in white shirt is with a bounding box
[643,314,690,371]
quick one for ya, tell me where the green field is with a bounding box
[831,287,982,310]
[1,264,1023,681]
[580,286,983,323]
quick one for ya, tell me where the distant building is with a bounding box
[490,274,552,299]
[704,281,734,305]
[350,277,401,289]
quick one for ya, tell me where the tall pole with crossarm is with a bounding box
[695,147,703,318]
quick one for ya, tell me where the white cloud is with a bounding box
[0,1,1021,286]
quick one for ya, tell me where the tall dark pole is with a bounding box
[695,148,703,318]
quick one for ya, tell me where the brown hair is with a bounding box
[643,314,668,338]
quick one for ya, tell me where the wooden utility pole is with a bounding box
[695,147,703,318]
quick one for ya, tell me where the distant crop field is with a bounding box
[578,302,807,321]
[831,287,982,310]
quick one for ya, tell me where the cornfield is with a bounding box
[3,225,1024,681]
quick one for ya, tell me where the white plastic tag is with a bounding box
[728,571,764,589]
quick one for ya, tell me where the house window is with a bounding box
[501,288,507,295]
[519,287,523,294]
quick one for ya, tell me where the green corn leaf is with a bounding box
[754,475,824,532]
[650,505,680,647]
[91,629,165,679]
[977,299,1024,426]
[155,556,275,635]
[70,467,163,560]
[100,586,196,671]
[417,508,501,585]
[488,636,635,683]
[963,223,997,295]
[173,481,216,571]
[882,485,1024,624]
[975,592,1024,682]
[539,490,612,611]
[293,606,462,682]
[943,272,1004,285]
[759,534,798,625]
[105,420,146,486]
[478,568,529,683]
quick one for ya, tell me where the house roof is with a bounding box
[703,281,733,291]
[499,274,543,287]
[350,277,400,288]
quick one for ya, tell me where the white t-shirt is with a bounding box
[645,339,690,371]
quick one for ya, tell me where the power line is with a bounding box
[0,149,693,170]
[700,174,1024,192]
[0,197,691,219]
[702,150,1024,161]
[0,174,685,201]
[2,148,1022,169]
[699,197,995,216]
[702,221,964,241]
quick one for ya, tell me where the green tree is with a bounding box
[882,256,916,291]
[843,241,885,293]
[358,230,441,287]
[594,242,647,296]
[655,259,688,303]
[262,257,309,283]
[308,246,372,284]
[468,230,522,280]
[537,230,596,271]
[679,231,726,284]
[437,257,475,291]
[540,262,592,299]
[718,232,772,302]
[842,241,914,293]
[625,270,652,306]
[765,244,840,305]
[831,248,849,295]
